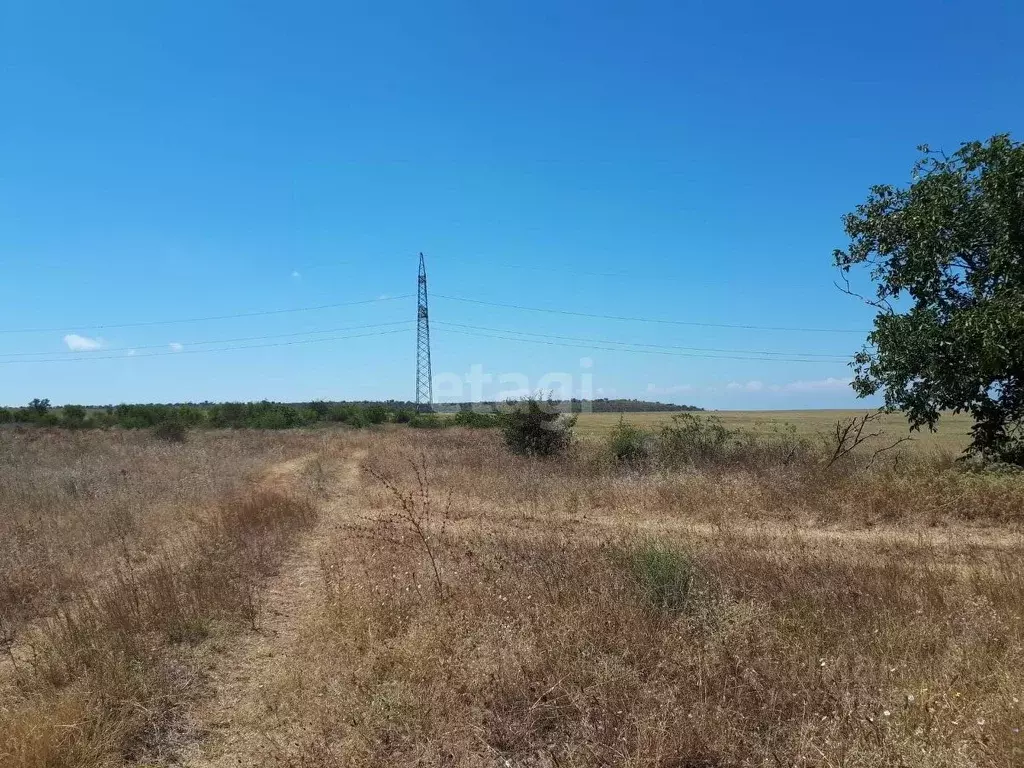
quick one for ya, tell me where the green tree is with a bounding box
[835,135,1024,463]
[28,398,51,416]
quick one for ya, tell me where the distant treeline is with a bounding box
[0,397,700,431]
[0,399,416,430]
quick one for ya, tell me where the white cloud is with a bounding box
[377,293,392,300]
[725,377,852,395]
[291,270,301,279]
[63,334,103,351]
[169,342,184,352]
[127,349,137,356]
[726,380,764,392]
[776,377,852,393]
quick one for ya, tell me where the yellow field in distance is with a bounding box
[573,409,974,453]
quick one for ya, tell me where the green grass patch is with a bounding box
[624,540,709,616]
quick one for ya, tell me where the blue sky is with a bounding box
[1,0,1019,408]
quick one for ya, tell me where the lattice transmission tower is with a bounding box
[415,253,433,412]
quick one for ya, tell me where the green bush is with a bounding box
[392,409,415,424]
[452,409,500,429]
[607,418,652,466]
[88,409,117,428]
[625,541,704,616]
[658,413,735,466]
[114,404,169,428]
[152,421,188,443]
[309,400,332,418]
[409,412,442,429]
[499,397,576,457]
[176,404,208,427]
[325,405,356,424]
[208,402,248,427]
[61,405,89,429]
[364,405,390,425]
[251,404,301,429]
[346,410,370,428]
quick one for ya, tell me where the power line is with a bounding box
[297,253,824,290]
[0,328,413,365]
[433,321,851,360]
[0,294,413,335]
[433,327,848,364]
[433,294,869,334]
[4,318,849,366]
[291,255,639,280]
[436,256,637,280]
[0,320,414,359]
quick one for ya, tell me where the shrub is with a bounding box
[61,405,89,429]
[152,421,188,443]
[451,409,500,429]
[175,404,208,427]
[346,410,370,429]
[392,409,415,424]
[364,405,390,425]
[309,400,332,418]
[499,397,576,457]
[296,407,321,426]
[88,409,117,428]
[114,403,170,428]
[249,402,303,429]
[607,418,652,466]
[409,413,442,429]
[624,541,704,616]
[208,402,248,428]
[325,405,356,424]
[658,413,735,466]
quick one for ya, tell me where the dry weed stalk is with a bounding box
[362,454,454,605]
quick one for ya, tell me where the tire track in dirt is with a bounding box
[177,448,365,768]
[1,456,329,705]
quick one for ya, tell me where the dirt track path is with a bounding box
[178,449,365,768]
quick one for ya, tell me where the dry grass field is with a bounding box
[0,428,327,767]
[574,410,975,454]
[2,422,1023,767]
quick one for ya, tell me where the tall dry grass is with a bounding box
[0,428,318,629]
[261,428,1023,767]
[0,428,325,768]
[3,425,1022,766]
